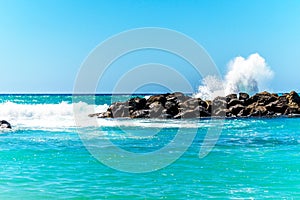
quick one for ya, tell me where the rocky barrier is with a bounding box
[89,91,300,119]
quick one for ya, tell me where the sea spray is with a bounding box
[195,53,274,99]
[225,53,274,95]
[196,75,225,100]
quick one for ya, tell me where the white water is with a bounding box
[0,102,108,129]
[195,53,274,99]
[0,101,204,130]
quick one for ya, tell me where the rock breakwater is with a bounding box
[89,91,300,119]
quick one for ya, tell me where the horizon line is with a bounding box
[0,91,296,95]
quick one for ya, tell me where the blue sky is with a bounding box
[0,0,299,93]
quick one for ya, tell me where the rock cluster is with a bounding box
[89,91,300,119]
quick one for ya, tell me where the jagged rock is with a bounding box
[179,98,206,110]
[166,92,190,104]
[146,94,167,107]
[287,91,300,103]
[226,94,238,102]
[249,106,268,117]
[165,101,179,116]
[237,109,249,117]
[0,120,11,129]
[246,91,271,105]
[212,96,227,110]
[149,102,164,118]
[111,104,130,118]
[265,101,278,111]
[229,104,245,116]
[174,106,210,119]
[228,99,244,108]
[174,109,199,119]
[97,111,112,118]
[239,92,250,101]
[128,97,146,111]
[284,103,300,115]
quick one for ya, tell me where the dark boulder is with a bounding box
[212,96,227,109]
[179,98,206,110]
[287,91,300,104]
[111,104,130,118]
[164,101,179,116]
[226,94,238,102]
[148,102,164,118]
[146,94,167,107]
[229,104,245,116]
[239,92,250,101]
[0,120,11,129]
[108,102,128,112]
[245,91,270,105]
[228,99,244,108]
[197,106,211,117]
[205,100,212,113]
[174,106,210,119]
[249,106,268,117]
[166,92,190,104]
[128,97,146,111]
[286,91,300,114]
[174,109,199,119]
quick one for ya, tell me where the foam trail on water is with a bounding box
[195,53,274,99]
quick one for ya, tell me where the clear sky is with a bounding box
[0,0,299,93]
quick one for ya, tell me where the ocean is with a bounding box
[1,94,300,199]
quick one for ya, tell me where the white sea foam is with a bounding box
[0,101,206,130]
[0,101,108,129]
[195,53,274,99]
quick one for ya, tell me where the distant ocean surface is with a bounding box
[1,94,300,199]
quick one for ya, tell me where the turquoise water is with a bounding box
[1,95,300,199]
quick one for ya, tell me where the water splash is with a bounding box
[195,53,274,99]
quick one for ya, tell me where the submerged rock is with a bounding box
[0,120,11,129]
[89,91,300,119]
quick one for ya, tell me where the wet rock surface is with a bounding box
[89,91,300,119]
[0,120,12,129]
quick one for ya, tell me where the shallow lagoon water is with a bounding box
[1,95,300,199]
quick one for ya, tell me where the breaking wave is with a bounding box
[0,101,203,130]
[0,101,108,129]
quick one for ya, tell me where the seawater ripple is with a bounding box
[1,95,300,199]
